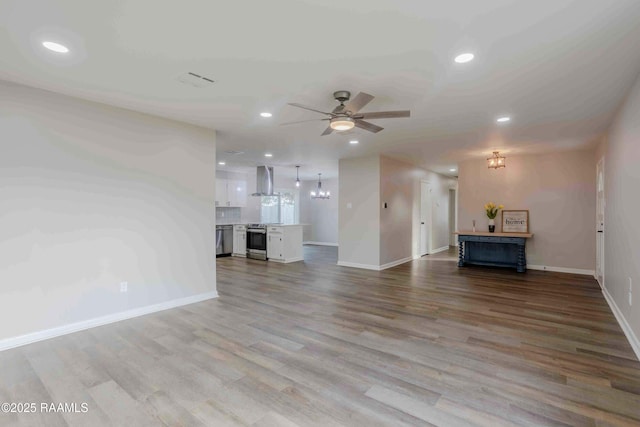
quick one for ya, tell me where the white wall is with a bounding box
[338,156,380,268]
[299,178,338,245]
[598,71,640,356]
[0,81,217,345]
[458,150,596,272]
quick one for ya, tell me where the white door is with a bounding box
[420,181,432,256]
[596,158,605,288]
[449,189,457,246]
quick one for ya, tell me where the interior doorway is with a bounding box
[596,158,605,288]
[420,181,432,256]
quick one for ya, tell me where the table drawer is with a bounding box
[459,235,525,244]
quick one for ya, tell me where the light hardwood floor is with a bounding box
[1,246,639,426]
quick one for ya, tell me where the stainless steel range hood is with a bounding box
[251,166,275,196]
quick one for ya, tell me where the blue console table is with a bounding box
[456,232,533,273]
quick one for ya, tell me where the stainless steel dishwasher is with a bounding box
[216,225,234,257]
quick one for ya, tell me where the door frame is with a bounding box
[596,157,605,288]
[449,188,457,247]
[420,180,432,256]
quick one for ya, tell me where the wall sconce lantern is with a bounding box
[487,151,506,169]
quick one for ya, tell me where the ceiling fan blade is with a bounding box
[332,104,346,114]
[353,110,411,120]
[287,103,332,116]
[355,120,384,133]
[280,118,329,126]
[321,126,334,136]
[345,92,374,114]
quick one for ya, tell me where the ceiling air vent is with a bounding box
[224,150,245,155]
[176,72,215,88]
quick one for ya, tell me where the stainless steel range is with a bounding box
[246,224,267,260]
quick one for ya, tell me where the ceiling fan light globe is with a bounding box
[330,117,355,131]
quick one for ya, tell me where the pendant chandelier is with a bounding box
[487,151,506,169]
[310,173,330,199]
[295,165,300,188]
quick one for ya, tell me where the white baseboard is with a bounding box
[0,291,219,352]
[413,246,453,259]
[304,241,339,247]
[528,265,595,276]
[602,288,640,362]
[379,256,413,270]
[269,257,304,264]
[337,256,413,271]
[431,246,450,255]
[337,261,381,271]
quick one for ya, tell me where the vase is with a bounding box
[488,219,495,233]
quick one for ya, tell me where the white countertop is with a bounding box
[216,223,305,227]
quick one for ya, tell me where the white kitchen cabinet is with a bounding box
[215,179,228,207]
[227,180,247,208]
[215,179,247,207]
[233,224,247,257]
[267,228,284,260]
[267,225,303,263]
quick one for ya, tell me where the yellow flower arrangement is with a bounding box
[484,202,504,219]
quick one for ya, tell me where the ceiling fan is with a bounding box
[283,90,410,136]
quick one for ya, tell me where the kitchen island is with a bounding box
[216,223,304,263]
[266,224,303,263]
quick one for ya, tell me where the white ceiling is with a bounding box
[2,0,640,180]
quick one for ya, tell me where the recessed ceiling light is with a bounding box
[42,41,70,53]
[349,140,359,144]
[264,153,273,157]
[218,161,226,166]
[260,112,272,118]
[454,53,474,63]
[450,168,456,172]
[496,116,511,123]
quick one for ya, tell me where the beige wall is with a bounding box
[299,178,338,244]
[0,81,217,345]
[338,156,380,267]
[598,71,640,351]
[380,156,456,265]
[458,150,596,271]
[380,156,414,264]
[339,155,455,269]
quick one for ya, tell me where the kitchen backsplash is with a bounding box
[216,207,241,223]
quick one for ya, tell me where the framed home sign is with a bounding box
[501,210,529,233]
